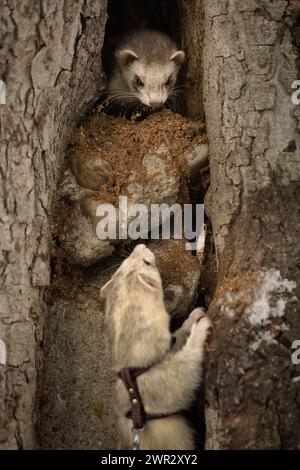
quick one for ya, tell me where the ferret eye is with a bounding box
[135,76,144,87]
[143,259,151,266]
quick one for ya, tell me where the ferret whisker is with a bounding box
[107,97,140,108]
[169,91,184,98]
[96,263,122,277]
[170,90,185,97]
[170,92,184,98]
[103,241,210,450]
[170,88,184,94]
[107,95,136,102]
[108,90,139,99]
[172,83,187,90]
[109,93,138,100]
[110,94,140,104]
[106,29,186,118]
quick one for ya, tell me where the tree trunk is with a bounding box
[203,0,300,449]
[1,0,299,451]
[179,0,205,120]
[0,0,107,449]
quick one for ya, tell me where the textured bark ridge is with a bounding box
[0,0,107,449]
[203,0,300,449]
[1,0,300,451]
[179,0,205,120]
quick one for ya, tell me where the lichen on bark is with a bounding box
[203,0,300,449]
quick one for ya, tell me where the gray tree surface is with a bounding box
[0,0,107,449]
[0,0,299,450]
[203,0,300,449]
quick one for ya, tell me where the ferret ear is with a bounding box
[115,49,139,67]
[100,279,114,298]
[170,51,185,65]
[137,273,160,292]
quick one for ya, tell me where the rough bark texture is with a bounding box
[179,0,205,120]
[0,0,107,449]
[203,0,300,449]
[1,0,300,452]
[38,265,118,450]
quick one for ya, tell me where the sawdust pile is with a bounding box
[69,109,207,205]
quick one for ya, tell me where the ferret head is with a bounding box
[101,244,163,305]
[101,244,170,368]
[112,30,185,109]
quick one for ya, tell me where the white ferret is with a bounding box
[101,244,211,450]
[106,29,185,110]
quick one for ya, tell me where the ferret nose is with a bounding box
[134,244,147,254]
[133,244,156,263]
[149,101,164,109]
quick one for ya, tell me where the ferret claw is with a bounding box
[182,307,206,334]
[187,316,212,349]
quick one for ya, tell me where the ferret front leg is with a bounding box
[172,307,206,352]
[138,315,211,415]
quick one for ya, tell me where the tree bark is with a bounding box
[1,0,300,451]
[203,0,300,449]
[179,0,205,120]
[0,0,107,449]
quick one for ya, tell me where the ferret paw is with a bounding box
[187,316,212,349]
[72,155,112,191]
[182,307,206,334]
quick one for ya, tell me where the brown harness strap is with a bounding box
[118,365,178,430]
[118,337,178,430]
[118,367,148,430]
[126,409,176,422]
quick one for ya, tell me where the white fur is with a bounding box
[107,30,185,109]
[102,244,211,450]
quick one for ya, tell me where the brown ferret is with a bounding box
[101,244,211,450]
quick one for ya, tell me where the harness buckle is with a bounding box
[132,427,144,451]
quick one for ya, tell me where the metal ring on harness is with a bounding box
[118,358,179,450]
